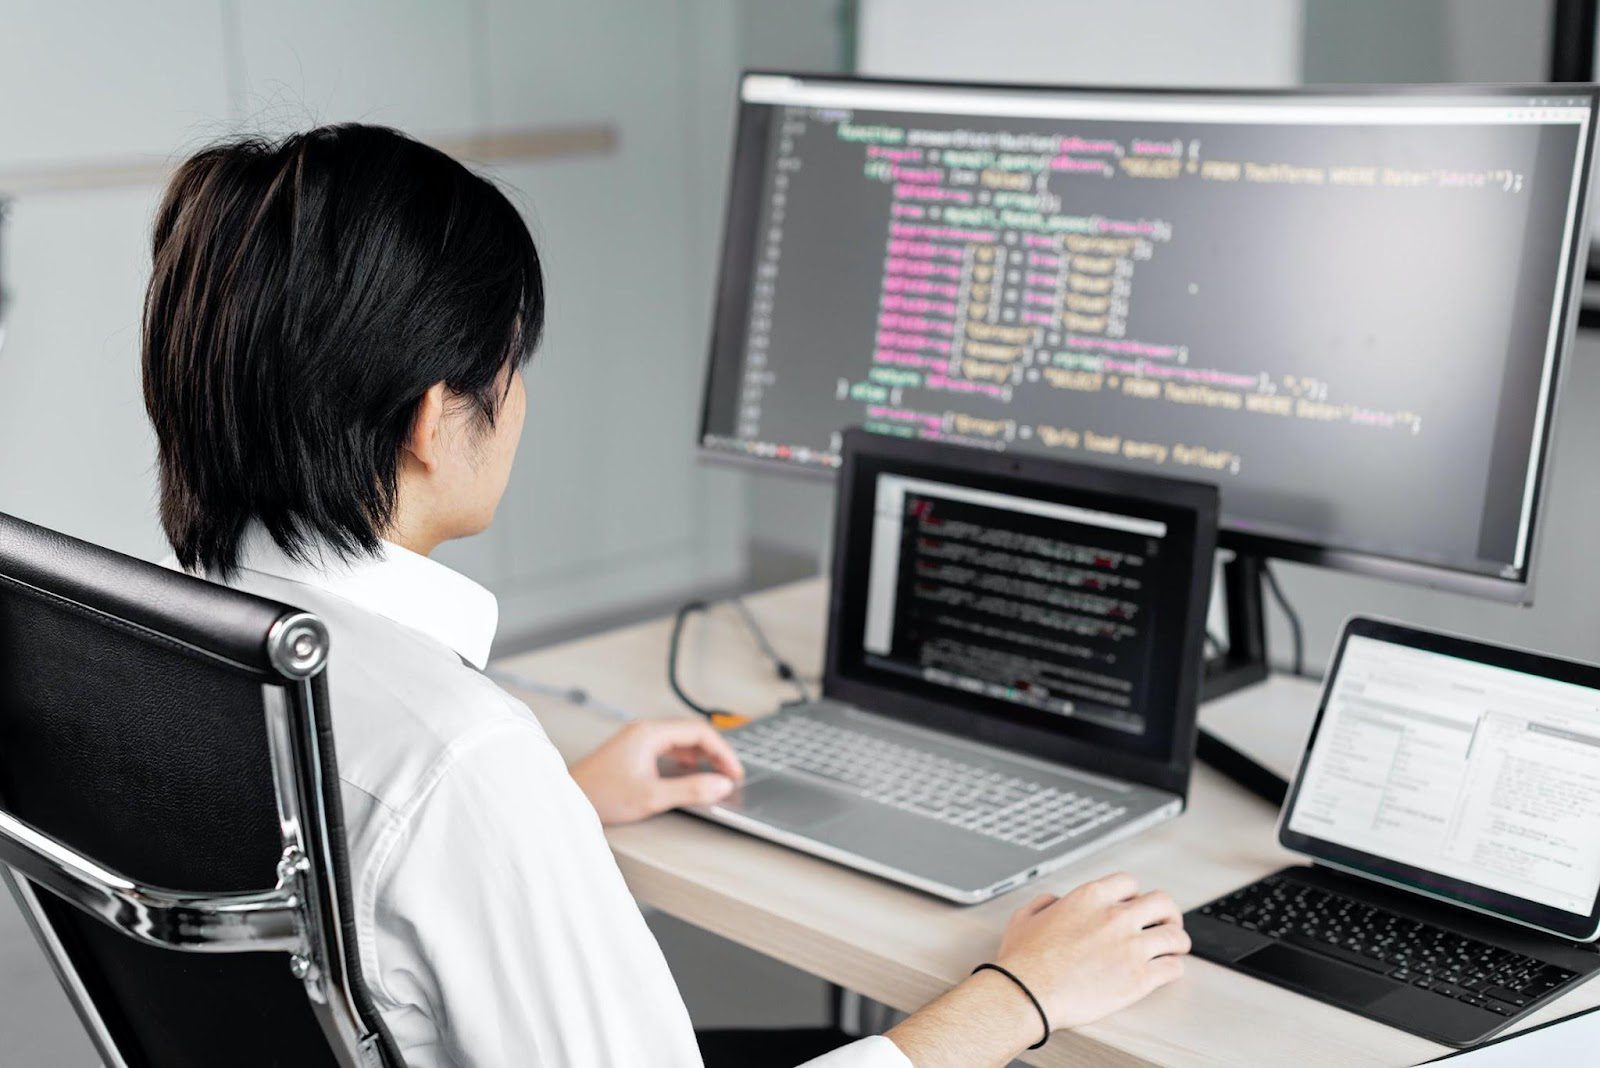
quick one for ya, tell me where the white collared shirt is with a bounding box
[205,529,909,1068]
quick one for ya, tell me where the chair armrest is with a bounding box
[0,807,307,954]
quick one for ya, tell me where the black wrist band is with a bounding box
[971,962,1050,1050]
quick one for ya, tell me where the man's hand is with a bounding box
[993,871,1189,1029]
[570,718,745,825]
[886,872,1189,1066]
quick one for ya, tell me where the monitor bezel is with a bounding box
[821,427,1219,799]
[697,72,1600,605]
[1278,615,1600,942]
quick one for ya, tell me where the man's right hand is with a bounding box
[993,871,1190,1029]
[883,872,1189,1067]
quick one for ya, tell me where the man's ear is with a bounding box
[403,382,449,472]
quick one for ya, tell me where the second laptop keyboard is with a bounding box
[727,713,1127,851]
[1198,873,1581,1015]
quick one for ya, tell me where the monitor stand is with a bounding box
[1197,553,1294,806]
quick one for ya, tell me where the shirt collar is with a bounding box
[231,525,498,669]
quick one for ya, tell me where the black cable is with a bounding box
[730,596,813,703]
[668,601,725,720]
[668,598,812,722]
[1260,562,1305,678]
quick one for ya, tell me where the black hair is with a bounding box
[142,123,543,576]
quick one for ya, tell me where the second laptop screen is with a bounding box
[1288,635,1600,916]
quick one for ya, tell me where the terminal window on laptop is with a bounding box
[856,471,1169,737]
[1189,616,1600,1046]
[696,430,1217,903]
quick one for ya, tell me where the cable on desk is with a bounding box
[669,598,811,727]
[668,601,725,721]
[729,596,813,704]
[1261,563,1306,678]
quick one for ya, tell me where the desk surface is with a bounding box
[491,578,1600,1067]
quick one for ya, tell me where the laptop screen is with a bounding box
[1281,619,1600,940]
[825,430,1218,797]
[859,472,1168,737]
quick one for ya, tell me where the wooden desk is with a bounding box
[491,578,1599,1067]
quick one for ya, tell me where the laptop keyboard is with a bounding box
[728,714,1127,851]
[1199,873,1581,1015]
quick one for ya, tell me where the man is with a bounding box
[141,124,1189,1067]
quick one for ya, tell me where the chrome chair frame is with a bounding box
[0,611,392,1068]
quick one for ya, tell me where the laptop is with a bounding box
[693,429,1218,903]
[1188,616,1600,1047]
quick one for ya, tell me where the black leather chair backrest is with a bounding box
[0,511,400,1067]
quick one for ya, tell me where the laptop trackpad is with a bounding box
[723,776,856,830]
[1239,943,1389,1007]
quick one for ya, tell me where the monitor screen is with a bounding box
[1281,619,1600,940]
[701,75,1599,597]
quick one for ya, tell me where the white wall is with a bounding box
[1302,0,1551,83]
[1441,0,1552,81]
[858,0,1303,85]
[0,1,229,564]
[0,0,755,648]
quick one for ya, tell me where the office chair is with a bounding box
[0,511,401,1067]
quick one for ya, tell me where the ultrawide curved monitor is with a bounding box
[698,74,1600,602]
